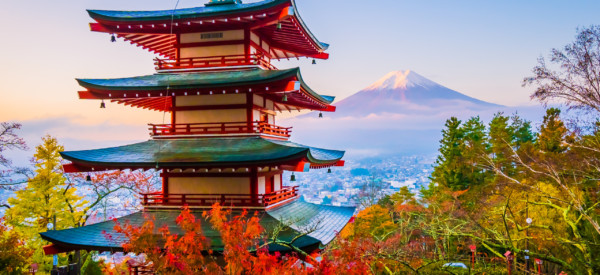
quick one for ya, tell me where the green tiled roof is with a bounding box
[89,0,286,23]
[40,201,355,252]
[60,137,344,168]
[87,0,328,50]
[77,68,335,105]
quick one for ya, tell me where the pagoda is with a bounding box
[41,0,354,256]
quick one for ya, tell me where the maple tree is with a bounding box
[111,204,303,274]
[0,218,33,274]
[69,170,160,225]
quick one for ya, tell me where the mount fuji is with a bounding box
[330,70,501,118]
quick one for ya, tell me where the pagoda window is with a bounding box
[257,176,266,194]
[274,174,281,191]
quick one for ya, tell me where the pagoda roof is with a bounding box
[40,201,355,253]
[77,68,336,112]
[88,0,328,59]
[60,137,344,172]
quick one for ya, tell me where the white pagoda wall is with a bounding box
[174,94,247,124]
[169,177,250,194]
[179,30,245,59]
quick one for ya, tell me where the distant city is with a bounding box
[287,154,436,209]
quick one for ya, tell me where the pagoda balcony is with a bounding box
[154,54,277,72]
[140,186,299,209]
[148,121,292,138]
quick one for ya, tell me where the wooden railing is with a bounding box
[154,54,277,71]
[141,186,299,208]
[148,121,292,138]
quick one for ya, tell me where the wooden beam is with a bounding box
[285,81,301,91]
[78,91,100,100]
[173,104,247,111]
[175,39,245,48]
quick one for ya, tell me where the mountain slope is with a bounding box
[331,70,501,117]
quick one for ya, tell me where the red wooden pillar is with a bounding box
[171,96,176,125]
[244,28,250,63]
[246,92,253,133]
[162,176,169,204]
[250,168,258,205]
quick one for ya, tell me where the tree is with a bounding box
[0,122,28,207]
[431,117,491,191]
[356,174,387,209]
[509,114,535,149]
[488,112,515,175]
[112,204,305,274]
[5,135,86,271]
[537,108,570,153]
[523,25,600,113]
[0,218,33,274]
[69,170,160,225]
[0,122,28,171]
[431,117,469,190]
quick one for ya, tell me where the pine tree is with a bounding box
[488,113,515,175]
[537,108,569,153]
[461,116,490,186]
[509,113,535,149]
[431,117,470,190]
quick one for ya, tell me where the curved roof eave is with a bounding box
[289,0,328,51]
[59,137,344,168]
[87,0,288,22]
[294,69,335,104]
[76,68,299,91]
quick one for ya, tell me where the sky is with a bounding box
[0,0,599,154]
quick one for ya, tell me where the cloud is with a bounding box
[4,117,147,168]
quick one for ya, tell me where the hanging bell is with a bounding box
[312,59,316,65]
[327,168,332,173]
[100,100,106,109]
[111,34,116,43]
[276,22,282,30]
[282,93,288,102]
[86,174,92,182]
[318,112,323,118]
[290,172,296,182]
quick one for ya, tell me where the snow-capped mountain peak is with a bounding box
[364,70,439,91]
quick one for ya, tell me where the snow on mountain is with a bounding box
[363,70,439,90]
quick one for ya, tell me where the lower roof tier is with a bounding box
[61,137,344,172]
[41,201,355,254]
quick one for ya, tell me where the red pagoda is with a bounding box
[41,0,354,256]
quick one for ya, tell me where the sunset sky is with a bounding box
[1,0,599,152]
